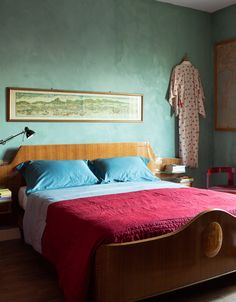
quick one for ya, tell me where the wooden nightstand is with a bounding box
[0,200,12,214]
[0,188,20,241]
[155,172,194,187]
[150,157,194,187]
[0,188,14,226]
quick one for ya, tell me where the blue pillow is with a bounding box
[16,160,99,194]
[89,156,158,183]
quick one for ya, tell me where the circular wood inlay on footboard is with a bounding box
[202,222,223,258]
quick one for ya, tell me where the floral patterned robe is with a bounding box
[169,61,206,168]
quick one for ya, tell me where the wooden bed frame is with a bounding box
[1,142,236,302]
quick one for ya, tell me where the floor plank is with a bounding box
[1,239,236,302]
[0,227,21,242]
[0,240,63,302]
[147,275,236,302]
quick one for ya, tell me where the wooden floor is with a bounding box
[0,239,63,302]
[1,240,236,302]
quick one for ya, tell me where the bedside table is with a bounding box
[0,200,12,214]
[155,172,194,187]
[0,189,20,241]
[0,188,14,226]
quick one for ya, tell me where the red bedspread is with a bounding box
[41,187,236,302]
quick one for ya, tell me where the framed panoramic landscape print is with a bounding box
[7,88,143,122]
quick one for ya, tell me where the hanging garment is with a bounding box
[169,61,206,168]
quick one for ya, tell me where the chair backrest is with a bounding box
[207,167,236,188]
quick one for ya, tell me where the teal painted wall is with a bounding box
[0,0,213,186]
[212,5,236,167]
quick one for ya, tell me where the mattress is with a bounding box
[22,180,183,253]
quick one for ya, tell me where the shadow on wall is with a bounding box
[165,64,179,158]
[2,148,18,163]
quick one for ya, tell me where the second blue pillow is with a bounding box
[89,156,158,183]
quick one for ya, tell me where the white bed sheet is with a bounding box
[23,181,183,253]
[18,186,28,210]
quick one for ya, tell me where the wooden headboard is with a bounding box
[0,142,156,199]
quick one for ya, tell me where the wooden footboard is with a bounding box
[94,209,236,302]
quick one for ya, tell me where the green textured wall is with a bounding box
[0,0,213,186]
[212,5,236,167]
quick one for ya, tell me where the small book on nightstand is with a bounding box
[165,164,186,173]
[173,176,194,183]
[0,188,12,202]
[172,176,194,186]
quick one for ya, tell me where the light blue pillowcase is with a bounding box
[89,156,159,183]
[16,160,99,194]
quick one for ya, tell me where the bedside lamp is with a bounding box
[0,127,35,145]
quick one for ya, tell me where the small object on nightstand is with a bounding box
[0,188,12,197]
[172,176,194,187]
[0,188,12,214]
[154,172,194,187]
[165,164,186,174]
[0,188,20,240]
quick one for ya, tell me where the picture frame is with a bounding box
[215,39,236,131]
[7,87,143,122]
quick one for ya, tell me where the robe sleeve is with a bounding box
[197,74,206,117]
[169,67,179,116]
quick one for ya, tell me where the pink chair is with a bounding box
[207,167,236,194]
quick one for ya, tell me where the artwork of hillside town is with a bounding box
[8,89,143,122]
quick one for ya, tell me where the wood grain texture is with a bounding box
[0,240,64,302]
[0,227,20,241]
[95,210,236,302]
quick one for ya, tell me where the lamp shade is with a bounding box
[25,127,35,139]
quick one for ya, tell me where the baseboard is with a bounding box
[0,227,21,241]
